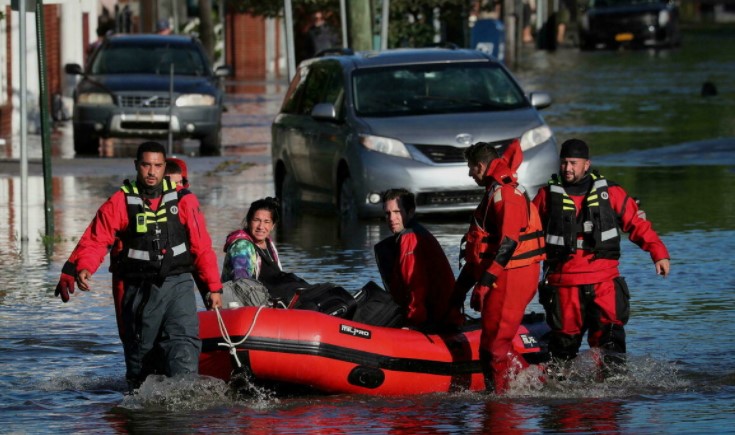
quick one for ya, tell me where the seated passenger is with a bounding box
[222,198,355,316]
[374,188,463,332]
[222,198,292,296]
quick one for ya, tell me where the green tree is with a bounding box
[228,0,476,48]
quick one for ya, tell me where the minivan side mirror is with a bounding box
[529,92,552,110]
[64,63,84,75]
[311,102,338,121]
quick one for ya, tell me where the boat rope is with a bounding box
[214,305,266,368]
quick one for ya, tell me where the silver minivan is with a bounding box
[272,48,558,218]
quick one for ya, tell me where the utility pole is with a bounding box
[503,0,518,67]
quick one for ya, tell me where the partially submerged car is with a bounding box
[271,47,559,219]
[65,34,230,155]
[579,0,681,50]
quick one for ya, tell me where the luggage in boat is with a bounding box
[222,276,357,319]
[352,281,404,327]
[221,278,271,308]
[292,283,358,319]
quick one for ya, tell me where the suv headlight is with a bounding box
[176,94,216,107]
[359,134,411,158]
[520,125,553,151]
[77,92,113,105]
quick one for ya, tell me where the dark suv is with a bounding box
[271,47,558,218]
[65,34,230,155]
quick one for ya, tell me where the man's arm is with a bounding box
[611,185,670,268]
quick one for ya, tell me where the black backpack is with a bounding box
[352,281,405,328]
[292,283,358,319]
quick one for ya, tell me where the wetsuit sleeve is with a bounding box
[224,239,259,281]
[395,231,428,326]
[610,185,670,262]
[486,185,528,277]
[179,193,223,292]
[74,191,128,275]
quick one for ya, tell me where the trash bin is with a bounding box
[471,19,505,62]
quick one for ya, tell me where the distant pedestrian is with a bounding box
[156,18,172,35]
[306,11,340,57]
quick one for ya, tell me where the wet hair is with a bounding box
[382,188,416,213]
[136,141,166,161]
[242,197,281,229]
[464,142,499,165]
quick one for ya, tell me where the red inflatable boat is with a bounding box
[199,306,549,395]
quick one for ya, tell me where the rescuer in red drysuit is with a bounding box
[532,138,670,376]
[54,142,222,389]
[450,140,546,393]
[58,156,195,341]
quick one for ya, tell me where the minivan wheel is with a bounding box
[339,177,358,220]
[279,170,298,217]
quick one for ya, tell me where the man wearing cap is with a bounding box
[533,138,670,376]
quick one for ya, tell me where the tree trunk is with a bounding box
[199,0,215,62]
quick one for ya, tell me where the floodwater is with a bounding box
[2,28,735,433]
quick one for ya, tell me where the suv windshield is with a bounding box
[90,42,208,76]
[353,62,527,117]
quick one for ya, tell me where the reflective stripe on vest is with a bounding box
[545,172,621,260]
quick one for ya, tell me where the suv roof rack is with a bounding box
[315,47,355,57]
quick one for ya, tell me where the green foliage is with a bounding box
[228,0,472,48]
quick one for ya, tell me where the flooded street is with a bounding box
[1,28,735,433]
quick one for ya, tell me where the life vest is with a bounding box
[118,178,194,279]
[545,171,621,261]
[461,183,545,270]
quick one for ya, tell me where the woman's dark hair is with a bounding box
[242,197,281,229]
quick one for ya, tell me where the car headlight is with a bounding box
[520,125,553,151]
[77,92,114,105]
[658,9,670,26]
[359,134,411,158]
[176,94,216,107]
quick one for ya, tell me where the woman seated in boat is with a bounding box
[222,198,356,316]
[222,197,302,301]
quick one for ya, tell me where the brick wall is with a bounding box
[226,12,266,80]
[43,4,61,98]
[0,6,12,141]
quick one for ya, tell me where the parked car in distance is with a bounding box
[65,34,230,156]
[579,0,681,50]
[271,47,559,219]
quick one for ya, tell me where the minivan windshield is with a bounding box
[90,42,208,76]
[353,62,527,117]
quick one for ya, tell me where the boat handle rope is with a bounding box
[214,305,266,369]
